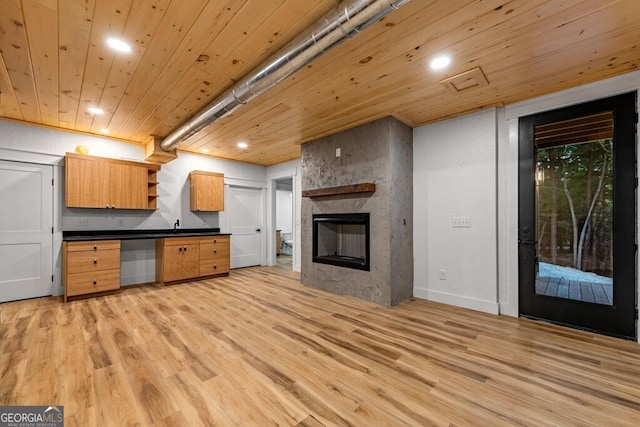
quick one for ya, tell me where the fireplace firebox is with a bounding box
[312,213,370,271]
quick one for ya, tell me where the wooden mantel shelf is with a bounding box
[302,183,376,198]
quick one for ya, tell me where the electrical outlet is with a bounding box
[452,217,471,228]
[336,147,341,157]
[77,218,88,226]
[439,270,446,280]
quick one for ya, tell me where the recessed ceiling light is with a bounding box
[430,55,451,70]
[106,38,132,53]
[87,107,104,115]
[237,142,248,149]
[101,128,109,134]
[202,148,209,153]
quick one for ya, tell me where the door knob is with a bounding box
[256,228,261,232]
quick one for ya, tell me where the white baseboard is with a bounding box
[499,302,518,317]
[413,287,500,315]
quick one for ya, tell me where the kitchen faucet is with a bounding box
[173,219,180,231]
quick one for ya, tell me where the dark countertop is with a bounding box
[63,228,231,242]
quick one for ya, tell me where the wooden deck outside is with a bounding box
[536,275,613,305]
[2,266,640,426]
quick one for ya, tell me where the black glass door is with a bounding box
[518,92,637,339]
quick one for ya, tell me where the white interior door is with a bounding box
[228,186,262,268]
[0,160,53,302]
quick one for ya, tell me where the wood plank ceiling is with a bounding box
[0,0,638,166]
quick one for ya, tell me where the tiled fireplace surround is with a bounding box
[301,116,413,306]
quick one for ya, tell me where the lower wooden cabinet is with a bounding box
[199,235,230,276]
[156,237,200,283]
[62,234,231,299]
[63,240,121,302]
[156,235,230,283]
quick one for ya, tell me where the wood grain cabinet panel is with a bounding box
[65,153,160,209]
[65,270,121,297]
[65,250,120,275]
[63,240,121,301]
[65,155,110,208]
[199,236,230,276]
[189,171,224,212]
[110,163,148,209]
[156,237,200,283]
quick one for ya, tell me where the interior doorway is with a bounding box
[275,178,294,270]
[518,92,637,339]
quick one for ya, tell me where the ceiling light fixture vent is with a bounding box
[440,67,489,94]
[159,0,410,153]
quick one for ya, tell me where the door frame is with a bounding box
[501,71,640,342]
[267,166,300,271]
[223,180,266,267]
[518,92,637,339]
[0,148,64,297]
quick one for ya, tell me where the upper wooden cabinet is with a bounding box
[65,153,160,209]
[189,170,224,212]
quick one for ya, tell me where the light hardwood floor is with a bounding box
[1,266,640,426]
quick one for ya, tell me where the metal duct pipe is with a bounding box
[160,0,410,152]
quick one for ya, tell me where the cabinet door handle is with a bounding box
[213,264,217,270]
[105,204,109,208]
[94,244,97,251]
[214,239,217,243]
[179,247,182,252]
[93,259,97,264]
[213,249,217,254]
[111,205,115,209]
[184,246,187,251]
[93,280,97,286]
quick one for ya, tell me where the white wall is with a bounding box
[0,119,266,291]
[276,189,293,232]
[413,71,640,329]
[413,109,499,314]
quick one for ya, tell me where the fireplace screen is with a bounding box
[312,213,370,271]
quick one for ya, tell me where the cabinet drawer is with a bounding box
[163,237,201,246]
[66,240,120,252]
[66,249,120,274]
[65,269,120,296]
[199,236,230,245]
[199,243,230,261]
[199,259,230,276]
